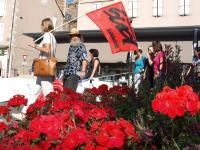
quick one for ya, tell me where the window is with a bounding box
[153,0,163,17]
[128,0,138,18]
[93,3,102,10]
[0,0,6,17]
[179,0,189,16]
[0,23,4,43]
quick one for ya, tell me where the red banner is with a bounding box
[87,2,138,54]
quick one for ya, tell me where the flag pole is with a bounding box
[34,14,86,43]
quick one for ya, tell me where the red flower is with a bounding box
[50,100,68,112]
[90,121,99,132]
[14,128,39,143]
[0,106,9,115]
[61,128,89,149]
[109,86,128,96]
[106,136,124,148]
[73,104,88,122]
[98,84,109,94]
[7,95,28,107]
[95,146,108,150]
[26,104,35,114]
[0,122,8,132]
[30,115,65,140]
[84,142,95,150]
[152,85,200,118]
[89,87,101,95]
[95,131,109,146]
[90,108,108,120]
[118,118,140,142]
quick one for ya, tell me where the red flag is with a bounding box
[87,2,138,54]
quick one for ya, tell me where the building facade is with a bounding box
[24,0,200,77]
[77,0,200,63]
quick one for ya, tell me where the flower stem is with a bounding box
[172,138,180,150]
[171,120,175,138]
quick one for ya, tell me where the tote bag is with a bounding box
[34,33,57,77]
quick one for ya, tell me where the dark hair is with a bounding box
[89,49,99,57]
[138,49,142,53]
[152,41,163,52]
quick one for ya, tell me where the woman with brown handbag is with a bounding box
[28,18,57,97]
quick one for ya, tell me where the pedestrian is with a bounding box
[63,28,88,91]
[28,18,57,97]
[152,41,166,88]
[85,48,101,79]
[192,47,200,78]
[133,48,146,93]
[144,45,154,89]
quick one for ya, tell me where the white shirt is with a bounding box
[39,32,57,58]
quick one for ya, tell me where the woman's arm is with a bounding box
[90,59,99,79]
[36,43,51,53]
[28,43,51,54]
[159,57,164,72]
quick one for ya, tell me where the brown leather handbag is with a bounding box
[34,57,57,77]
[33,33,57,77]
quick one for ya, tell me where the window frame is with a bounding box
[127,0,138,18]
[179,0,190,16]
[153,0,163,17]
[0,0,6,17]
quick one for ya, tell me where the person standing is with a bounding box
[152,41,166,88]
[133,48,146,93]
[28,18,57,97]
[63,28,88,91]
[85,48,101,79]
[144,46,154,89]
[192,47,200,78]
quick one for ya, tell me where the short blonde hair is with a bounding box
[41,18,54,32]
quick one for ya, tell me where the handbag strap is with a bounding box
[49,33,55,57]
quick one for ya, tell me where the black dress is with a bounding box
[86,58,100,79]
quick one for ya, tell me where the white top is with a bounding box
[39,32,57,58]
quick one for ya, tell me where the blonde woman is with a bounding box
[28,18,57,97]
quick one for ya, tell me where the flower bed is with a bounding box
[0,86,139,149]
[0,84,200,149]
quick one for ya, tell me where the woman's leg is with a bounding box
[134,74,141,93]
[41,77,53,97]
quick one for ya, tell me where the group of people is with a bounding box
[29,18,200,97]
[29,18,101,97]
[132,41,166,92]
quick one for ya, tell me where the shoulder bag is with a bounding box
[34,33,57,77]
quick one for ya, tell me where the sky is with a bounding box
[66,0,74,4]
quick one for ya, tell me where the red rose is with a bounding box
[0,106,9,115]
[106,136,124,148]
[84,142,95,150]
[0,122,8,132]
[7,95,28,107]
[95,146,108,150]
[95,131,109,146]
[90,108,108,120]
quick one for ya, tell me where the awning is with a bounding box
[23,25,200,43]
